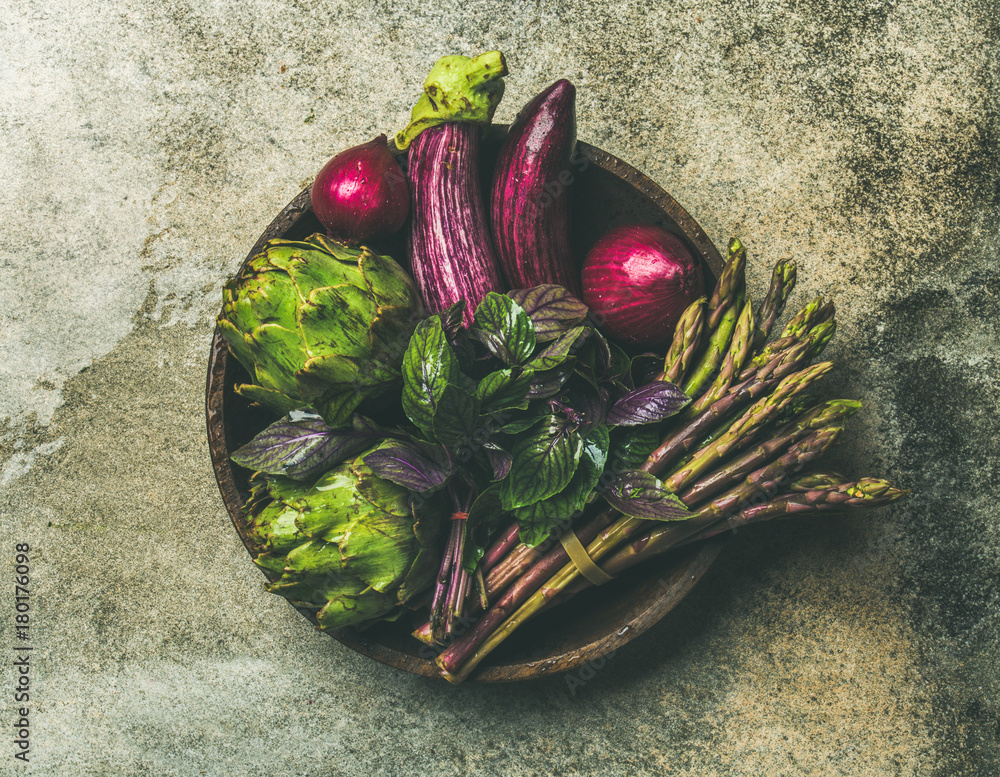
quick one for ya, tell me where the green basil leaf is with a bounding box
[608,424,662,472]
[466,483,505,526]
[497,414,544,435]
[514,428,607,546]
[401,317,459,435]
[525,326,589,371]
[432,384,480,447]
[475,368,534,412]
[527,358,577,399]
[581,425,610,472]
[471,292,537,365]
[482,441,513,481]
[606,341,632,383]
[501,418,584,510]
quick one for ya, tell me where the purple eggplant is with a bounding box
[406,122,505,326]
[490,79,580,296]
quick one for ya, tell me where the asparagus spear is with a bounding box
[664,362,833,494]
[738,312,836,383]
[644,339,812,477]
[680,239,747,398]
[681,478,908,543]
[661,297,707,385]
[706,238,747,330]
[681,300,739,398]
[684,297,755,416]
[480,523,521,572]
[679,399,861,506]
[788,472,849,491]
[753,259,797,351]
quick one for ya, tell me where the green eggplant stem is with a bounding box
[394,51,508,150]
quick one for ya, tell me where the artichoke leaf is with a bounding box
[253,552,294,577]
[316,586,397,630]
[281,538,345,581]
[234,383,307,417]
[397,545,439,604]
[284,245,361,297]
[297,284,377,358]
[292,469,363,544]
[369,303,421,362]
[245,323,308,394]
[247,504,309,556]
[312,391,365,430]
[339,511,416,593]
[231,270,298,327]
[218,318,260,380]
[359,247,424,311]
[349,458,413,518]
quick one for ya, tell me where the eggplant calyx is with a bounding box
[394,51,508,150]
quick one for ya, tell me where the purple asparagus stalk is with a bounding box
[681,477,908,543]
[480,523,521,572]
[557,426,848,603]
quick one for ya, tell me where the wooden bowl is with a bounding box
[206,128,726,682]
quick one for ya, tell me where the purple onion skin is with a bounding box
[407,122,504,327]
[310,134,409,244]
[582,223,705,349]
[490,79,581,296]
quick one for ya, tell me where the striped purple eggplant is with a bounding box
[406,122,504,327]
[490,79,580,296]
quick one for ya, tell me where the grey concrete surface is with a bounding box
[1,0,997,774]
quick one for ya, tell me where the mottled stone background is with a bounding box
[1,0,997,775]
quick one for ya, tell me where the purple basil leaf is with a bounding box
[231,412,372,481]
[606,381,690,426]
[437,300,466,341]
[363,441,453,493]
[483,442,513,482]
[507,285,589,342]
[602,470,691,521]
[559,388,609,432]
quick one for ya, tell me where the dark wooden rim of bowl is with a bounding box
[206,137,726,683]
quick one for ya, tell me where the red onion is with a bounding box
[310,134,409,244]
[581,223,704,348]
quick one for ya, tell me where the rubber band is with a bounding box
[451,512,469,521]
[559,530,615,586]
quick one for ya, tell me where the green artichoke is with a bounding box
[245,444,441,630]
[218,233,424,426]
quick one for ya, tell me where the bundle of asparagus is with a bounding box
[415,239,907,683]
